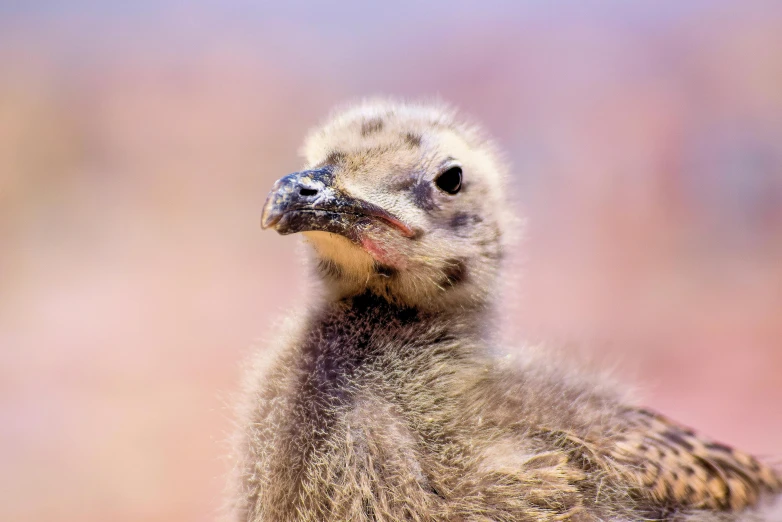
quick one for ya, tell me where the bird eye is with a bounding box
[434,166,462,195]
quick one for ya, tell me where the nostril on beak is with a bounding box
[299,187,318,197]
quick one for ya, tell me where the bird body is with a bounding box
[231,100,781,521]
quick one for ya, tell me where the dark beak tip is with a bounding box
[260,195,282,230]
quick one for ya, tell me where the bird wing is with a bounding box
[607,408,781,511]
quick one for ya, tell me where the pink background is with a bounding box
[1,2,781,521]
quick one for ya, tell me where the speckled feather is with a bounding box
[608,408,782,512]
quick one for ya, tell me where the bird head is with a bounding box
[261,100,516,309]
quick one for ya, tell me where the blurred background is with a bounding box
[1,1,781,521]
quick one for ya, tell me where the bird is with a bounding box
[230,99,781,521]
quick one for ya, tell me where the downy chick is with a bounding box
[232,99,781,522]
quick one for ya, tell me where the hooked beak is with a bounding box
[261,168,415,240]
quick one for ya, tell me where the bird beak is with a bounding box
[261,168,415,240]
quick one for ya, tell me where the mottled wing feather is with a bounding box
[610,408,781,511]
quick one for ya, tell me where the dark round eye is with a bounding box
[434,166,462,195]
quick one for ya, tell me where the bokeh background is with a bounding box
[2,1,781,521]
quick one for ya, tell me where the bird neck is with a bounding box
[313,265,500,316]
[312,289,497,348]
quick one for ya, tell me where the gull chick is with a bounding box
[232,100,781,521]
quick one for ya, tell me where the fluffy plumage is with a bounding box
[230,99,781,521]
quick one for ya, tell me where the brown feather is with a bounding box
[608,408,782,511]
